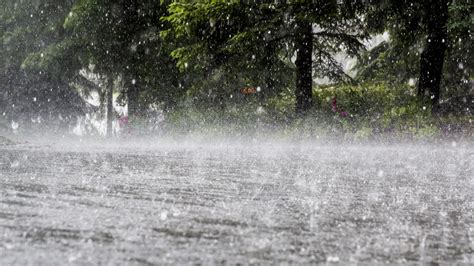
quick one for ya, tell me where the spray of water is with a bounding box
[0,133,472,264]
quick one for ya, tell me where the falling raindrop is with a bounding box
[10,160,20,168]
[326,256,339,263]
[377,170,384,177]
[160,210,168,221]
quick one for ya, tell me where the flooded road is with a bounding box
[0,140,473,264]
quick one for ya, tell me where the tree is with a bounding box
[164,1,367,116]
[357,0,471,108]
[106,76,114,137]
[444,0,473,98]
[417,0,450,106]
[64,0,187,121]
[0,0,87,131]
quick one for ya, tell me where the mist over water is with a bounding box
[1,135,472,264]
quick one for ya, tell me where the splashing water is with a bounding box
[0,138,472,264]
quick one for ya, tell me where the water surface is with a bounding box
[0,140,472,264]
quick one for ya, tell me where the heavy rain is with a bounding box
[1,0,473,265]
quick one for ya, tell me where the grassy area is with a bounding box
[161,83,473,141]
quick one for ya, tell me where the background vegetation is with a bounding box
[0,0,472,139]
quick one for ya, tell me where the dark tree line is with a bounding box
[1,0,471,132]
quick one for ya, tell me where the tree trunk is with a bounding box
[106,76,114,138]
[260,75,274,104]
[98,89,106,119]
[418,0,450,108]
[122,0,142,121]
[126,77,140,120]
[295,19,313,116]
[259,42,276,104]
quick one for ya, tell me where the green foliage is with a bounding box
[21,39,83,80]
[0,0,87,128]
[163,0,367,106]
[354,41,421,84]
[0,0,471,136]
[311,83,440,138]
[63,0,187,112]
[356,0,473,99]
[161,82,472,140]
[1,1,75,70]
[444,0,473,95]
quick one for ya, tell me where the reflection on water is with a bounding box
[0,141,472,264]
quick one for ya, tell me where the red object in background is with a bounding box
[332,96,338,112]
[331,96,350,118]
[118,116,129,128]
[240,87,257,95]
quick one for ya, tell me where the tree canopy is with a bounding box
[164,1,367,114]
[0,0,472,133]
